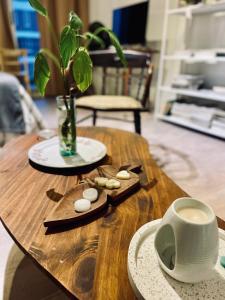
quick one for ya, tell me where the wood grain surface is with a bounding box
[0,127,224,300]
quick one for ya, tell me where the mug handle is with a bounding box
[154,224,176,272]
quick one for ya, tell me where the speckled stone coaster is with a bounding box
[128,219,225,300]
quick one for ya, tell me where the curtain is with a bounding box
[0,0,17,48]
[38,0,89,96]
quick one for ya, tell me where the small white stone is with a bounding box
[116,170,131,180]
[106,179,121,189]
[83,188,98,202]
[94,177,109,187]
[74,199,91,213]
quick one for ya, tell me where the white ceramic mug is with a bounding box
[154,197,219,283]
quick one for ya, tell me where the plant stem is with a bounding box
[62,67,69,97]
[41,48,61,70]
[69,94,76,147]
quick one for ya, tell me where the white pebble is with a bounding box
[83,188,98,202]
[74,199,91,213]
[116,170,131,180]
[106,179,121,189]
[94,177,109,187]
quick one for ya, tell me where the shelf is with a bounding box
[168,2,225,16]
[160,86,225,102]
[158,114,225,139]
[163,55,225,63]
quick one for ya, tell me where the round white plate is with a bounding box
[28,136,107,168]
[128,219,225,300]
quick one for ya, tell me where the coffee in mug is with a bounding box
[176,207,209,224]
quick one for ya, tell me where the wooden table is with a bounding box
[0,127,224,300]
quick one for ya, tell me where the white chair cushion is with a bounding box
[76,95,142,110]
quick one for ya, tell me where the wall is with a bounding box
[89,0,112,28]
[146,0,179,43]
[112,0,148,10]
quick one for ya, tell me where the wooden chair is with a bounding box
[0,48,31,93]
[76,50,153,134]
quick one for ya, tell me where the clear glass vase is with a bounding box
[56,95,76,156]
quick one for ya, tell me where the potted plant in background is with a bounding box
[28,0,126,157]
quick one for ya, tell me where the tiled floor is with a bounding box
[1,99,225,299]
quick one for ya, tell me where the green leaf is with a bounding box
[34,52,50,96]
[94,27,127,67]
[69,11,83,30]
[28,0,47,17]
[85,32,105,49]
[107,30,127,67]
[73,48,92,92]
[59,25,78,69]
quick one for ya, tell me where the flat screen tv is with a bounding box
[113,1,149,45]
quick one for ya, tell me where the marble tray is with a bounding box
[128,219,225,300]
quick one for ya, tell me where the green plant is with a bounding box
[28,0,126,97]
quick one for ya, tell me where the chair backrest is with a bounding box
[89,49,153,108]
[0,48,31,93]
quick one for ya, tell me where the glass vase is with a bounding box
[56,95,76,156]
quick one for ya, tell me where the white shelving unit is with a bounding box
[160,86,225,102]
[168,1,225,15]
[155,0,225,139]
[163,55,225,63]
[158,114,225,139]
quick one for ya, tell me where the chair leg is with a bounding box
[93,111,97,126]
[134,111,141,134]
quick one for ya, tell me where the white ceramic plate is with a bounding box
[28,136,107,168]
[128,219,225,300]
